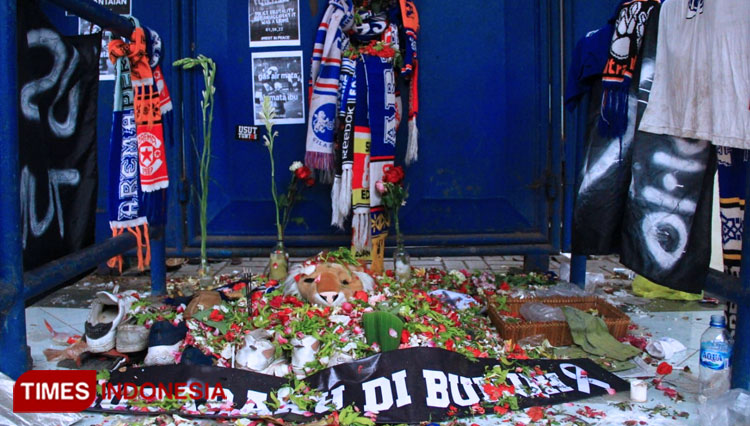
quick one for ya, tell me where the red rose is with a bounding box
[656,362,673,376]
[493,404,509,415]
[527,406,545,422]
[353,291,369,303]
[208,309,224,322]
[295,166,312,180]
[500,282,510,291]
[304,177,315,187]
[232,282,247,291]
[401,329,410,344]
[382,164,405,184]
[270,295,284,309]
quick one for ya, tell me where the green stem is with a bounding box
[393,207,402,247]
[199,61,215,269]
[281,179,297,233]
[269,139,283,243]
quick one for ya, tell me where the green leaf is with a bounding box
[363,311,403,352]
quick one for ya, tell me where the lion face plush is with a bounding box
[283,261,375,307]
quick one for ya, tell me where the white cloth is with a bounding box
[645,336,686,360]
[639,0,750,148]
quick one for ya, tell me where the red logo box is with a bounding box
[13,370,96,412]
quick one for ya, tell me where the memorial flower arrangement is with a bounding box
[376,165,411,279]
[260,96,315,280]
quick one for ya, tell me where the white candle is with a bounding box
[630,379,648,402]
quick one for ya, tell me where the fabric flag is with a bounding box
[17,2,100,270]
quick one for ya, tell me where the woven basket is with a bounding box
[486,296,630,346]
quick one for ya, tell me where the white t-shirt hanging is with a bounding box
[639,0,750,148]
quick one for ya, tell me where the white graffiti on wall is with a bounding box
[20,166,80,249]
[20,28,81,138]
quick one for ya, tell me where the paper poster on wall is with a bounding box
[77,0,132,80]
[252,51,305,125]
[248,0,301,47]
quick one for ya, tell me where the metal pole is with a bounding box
[24,233,137,300]
[44,0,134,39]
[732,160,750,390]
[570,254,587,287]
[0,0,31,379]
[150,230,167,296]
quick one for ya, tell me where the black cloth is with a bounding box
[573,5,715,293]
[18,1,100,270]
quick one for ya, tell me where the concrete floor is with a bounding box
[21,254,730,425]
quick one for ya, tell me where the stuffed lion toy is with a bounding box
[282,252,375,307]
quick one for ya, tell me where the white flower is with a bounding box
[289,161,303,172]
[401,200,407,207]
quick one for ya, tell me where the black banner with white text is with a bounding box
[91,348,629,423]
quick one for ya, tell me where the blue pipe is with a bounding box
[150,233,166,296]
[23,233,137,300]
[705,270,750,307]
[44,0,134,39]
[0,0,30,379]
[731,160,750,390]
[570,254,587,287]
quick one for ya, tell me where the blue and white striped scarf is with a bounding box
[305,0,354,183]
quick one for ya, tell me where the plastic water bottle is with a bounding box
[699,314,733,398]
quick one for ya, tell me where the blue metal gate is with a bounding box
[173,0,562,256]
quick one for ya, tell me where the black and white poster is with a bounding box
[248,0,301,47]
[91,348,629,423]
[77,0,132,81]
[19,2,101,270]
[252,51,305,125]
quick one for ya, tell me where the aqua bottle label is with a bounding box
[700,342,731,370]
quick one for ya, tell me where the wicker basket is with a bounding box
[486,296,630,346]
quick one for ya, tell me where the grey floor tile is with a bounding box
[443,260,467,270]
[465,260,489,270]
